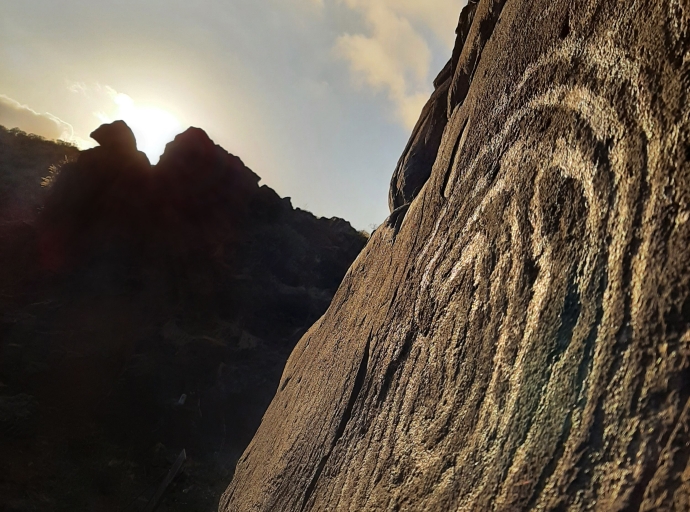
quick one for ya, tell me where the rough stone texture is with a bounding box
[222,0,690,510]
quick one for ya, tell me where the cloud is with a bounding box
[66,81,89,95]
[0,94,76,142]
[334,0,464,129]
[363,0,466,47]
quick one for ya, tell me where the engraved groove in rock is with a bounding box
[410,38,664,509]
[221,4,690,509]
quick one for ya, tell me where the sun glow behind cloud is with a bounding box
[96,90,182,163]
[0,0,465,229]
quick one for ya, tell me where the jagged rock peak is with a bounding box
[90,120,138,153]
[387,0,488,212]
[157,126,260,186]
[159,126,216,163]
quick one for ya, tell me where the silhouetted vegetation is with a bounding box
[0,125,78,223]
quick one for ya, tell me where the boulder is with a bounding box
[222,0,690,510]
[89,120,138,153]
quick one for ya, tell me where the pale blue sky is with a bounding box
[0,0,465,229]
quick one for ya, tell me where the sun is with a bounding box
[101,93,182,163]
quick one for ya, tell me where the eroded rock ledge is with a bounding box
[222,0,690,510]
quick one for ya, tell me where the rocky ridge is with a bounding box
[0,121,366,511]
[222,0,690,510]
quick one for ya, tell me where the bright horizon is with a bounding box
[0,0,466,230]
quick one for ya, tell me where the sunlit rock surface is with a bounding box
[221,0,690,510]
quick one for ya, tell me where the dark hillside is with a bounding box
[0,121,366,511]
[0,126,79,223]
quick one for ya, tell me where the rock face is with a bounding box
[0,124,366,510]
[222,0,690,511]
[388,0,479,211]
[89,120,139,153]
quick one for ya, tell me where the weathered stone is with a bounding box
[222,0,690,510]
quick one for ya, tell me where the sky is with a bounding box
[0,0,466,230]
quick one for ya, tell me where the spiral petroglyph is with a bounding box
[222,1,690,511]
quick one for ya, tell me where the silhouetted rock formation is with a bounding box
[0,123,366,510]
[222,0,690,511]
[90,120,140,153]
